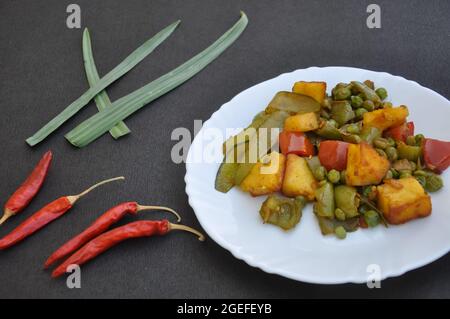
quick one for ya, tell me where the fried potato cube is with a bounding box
[282,154,317,200]
[292,81,327,104]
[362,106,409,131]
[345,142,390,186]
[240,152,286,196]
[284,112,320,132]
[377,177,432,225]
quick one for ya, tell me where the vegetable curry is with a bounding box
[215,80,448,239]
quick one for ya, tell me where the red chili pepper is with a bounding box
[384,122,414,143]
[318,140,350,171]
[1,151,53,225]
[279,131,315,157]
[422,138,450,173]
[44,202,181,268]
[0,176,124,250]
[51,220,205,278]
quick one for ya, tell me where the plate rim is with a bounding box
[185,66,450,284]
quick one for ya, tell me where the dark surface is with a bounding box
[0,0,449,299]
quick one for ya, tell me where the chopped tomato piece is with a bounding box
[384,121,414,142]
[318,140,350,171]
[422,138,450,173]
[279,131,315,157]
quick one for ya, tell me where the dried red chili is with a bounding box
[44,202,181,268]
[51,220,205,278]
[1,151,53,225]
[0,176,124,250]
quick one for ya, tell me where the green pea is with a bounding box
[399,170,412,179]
[362,100,375,111]
[386,137,396,147]
[385,146,398,161]
[327,169,341,184]
[328,119,338,128]
[340,170,347,184]
[346,123,361,134]
[351,95,364,108]
[382,102,393,108]
[355,107,368,119]
[364,210,380,227]
[335,226,347,239]
[384,170,393,180]
[375,88,388,100]
[334,87,352,100]
[415,134,425,145]
[406,135,417,146]
[373,137,389,149]
[364,80,375,90]
[314,166,327,181]
[375,148,387,158]
[424,174,443,192]
[415,175,427,188]
[335,208,346,221]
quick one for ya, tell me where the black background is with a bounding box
[0,0,449,298]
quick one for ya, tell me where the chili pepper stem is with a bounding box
[137,205,181,222]
[67,176,125,205]
[168,223,205,241]
[0,208,15,225]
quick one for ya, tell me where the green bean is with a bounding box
[360,127,381,144]
[375,88,388,100]
[335,208,346,221]
[335,185,359,218]
[327,169,341,184]
[26,20,180,146]
[328,119,339,128]
[351,95,364,108]
[385,146,398,161]
[343,134,362,144]
[397,142,421,161]
[351,81,381,105]
[364,210,380,227]
[413,169,427,177]
[424,173,443,192]
[314,166,327,181]
[82,28,130,139]
[362,100,375,111]
[314,182,335,218]
[334,226,347,239]
[363,80,375,90]
[66,12,249,147]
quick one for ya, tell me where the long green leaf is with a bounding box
[83,28,130,139]
[66,12,248,148]
[26,20,180,146]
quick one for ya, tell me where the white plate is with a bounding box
[185,66,450,284]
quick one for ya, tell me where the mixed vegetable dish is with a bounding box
[215,80,450,239]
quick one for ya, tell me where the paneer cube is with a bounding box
[282,154,317,200]
[377,177,432,225]
[240,152,286,196]
[345,142,390,186]
[362,106,409,131]
[284,112,319,132]
[292,81,327,104]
